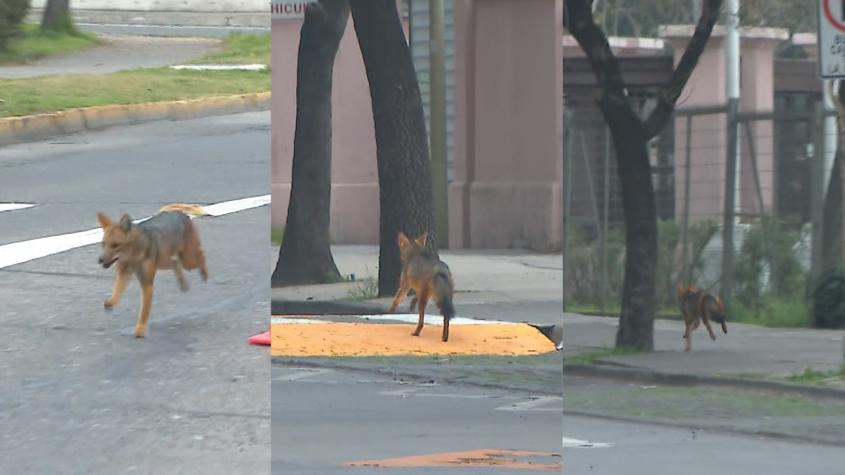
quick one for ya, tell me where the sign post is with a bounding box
[819,0,845,78]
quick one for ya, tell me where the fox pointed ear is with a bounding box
[397,232,410,248]
[119,213,133,232]
[415,233,427,247]
[96,212,112,229]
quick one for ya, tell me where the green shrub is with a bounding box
[734,215,806,312]
[0,0,31,51]
[811,268,845,329]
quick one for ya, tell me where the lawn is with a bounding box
[0,34,271,118]
[0,24,99,65]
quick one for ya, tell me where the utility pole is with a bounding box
[429,0,449,248]
[720,0,740,310]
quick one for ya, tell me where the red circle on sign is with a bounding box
[824,0,845,33]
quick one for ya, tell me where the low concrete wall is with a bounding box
[29,0,268,27]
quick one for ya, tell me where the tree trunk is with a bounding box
[349,0,437,297]
[603,101,658,350]
[565,0,722,350]
[271,0,348,287]
[41,0,71,31]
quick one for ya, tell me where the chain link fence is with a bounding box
[562,93,844,328]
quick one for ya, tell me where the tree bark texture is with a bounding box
[349,0,438,297]
[41,0,71,31]
[271,0,348,287]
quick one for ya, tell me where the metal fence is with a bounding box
[562,95,839,325]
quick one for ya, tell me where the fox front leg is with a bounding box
[104,269,131,310]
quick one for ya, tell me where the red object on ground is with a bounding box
[248,329,271,346]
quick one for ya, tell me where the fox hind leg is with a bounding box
[171,257,189,292]
[412,288,430,337]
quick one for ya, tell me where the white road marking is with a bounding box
[495,396,561,412]
[271,314,517,326]
[562,437,614,449]
[0,194,270,270]
[0,203,34,212]
[275,368,333,382]
[203,194,270,217]
[378,386,563,414]
[171,64,267,71]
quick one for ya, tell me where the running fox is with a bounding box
[388,232,456,342]
[676,283,728,351]
[96,210,208,338]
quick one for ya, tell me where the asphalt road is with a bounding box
[271,363,563,474]
[563,376,845,474]
[563,414,845,475]
[0,112,271,473]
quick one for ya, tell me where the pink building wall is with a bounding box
[273,1,565,251]
[271,15,404,244]
[451,0,564,250]
[662,26,787,223]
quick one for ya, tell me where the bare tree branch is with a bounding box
[564,0,631,117]
[642,0,723,138]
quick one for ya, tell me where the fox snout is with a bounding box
[98,255,117,268]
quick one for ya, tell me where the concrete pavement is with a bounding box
[272,245,845,391]
[0,34,221,79]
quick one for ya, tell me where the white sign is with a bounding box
[818,0,845,78]
[271,0,317,20]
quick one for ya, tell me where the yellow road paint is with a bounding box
[345,448,561,471]
[159,203,207,216]
[271,321,556,357]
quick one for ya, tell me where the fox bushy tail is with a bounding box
[433,272,455,321]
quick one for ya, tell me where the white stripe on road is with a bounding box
[203,194,271,216]
[171,64,268,71]
[271,314,517,326]
[0,203,35,212]
[495,396,562,412]
[562,437,614,449]
[0,194,270,270]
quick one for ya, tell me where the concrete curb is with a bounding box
[271,297,563,348]
[272,357,562,397]
[0,92,271,147]
[271,298,386,316]
[564,362,845,401]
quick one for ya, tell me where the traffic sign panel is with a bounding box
[819,0,845,78]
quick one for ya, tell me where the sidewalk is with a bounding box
[0,34,219,79]
[272,245,845,391]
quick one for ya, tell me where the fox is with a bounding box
[96,210,208,338]
[387,232,456,342]
[676,283,728,351]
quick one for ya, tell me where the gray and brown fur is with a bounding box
[97,210,208,338]
[677,283,728,351]
[388,232,455,342]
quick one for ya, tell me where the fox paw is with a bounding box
[134,328,146,338]
[104,299,115,310]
